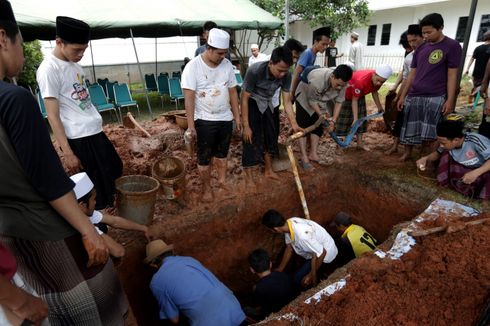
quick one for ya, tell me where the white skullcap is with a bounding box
[207,28,230,49]
[351,32,359,38]
[345,61,356,71]
[375,64,393,79]
[69,172,94,199]
[251,43,259,49]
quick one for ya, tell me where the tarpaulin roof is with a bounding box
[10,0,282,41]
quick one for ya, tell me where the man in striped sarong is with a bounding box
[0,1,128,325]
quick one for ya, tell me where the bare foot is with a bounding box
[399,152,411,162]
[265,170,281,180]
[385,145,398,155]
[201,187,214,202]
[308,154,320,163]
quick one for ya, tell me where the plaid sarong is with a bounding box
[0,234,128,326]
[400,95,444,145]
[437,151,490,199]
[335,96,367,136]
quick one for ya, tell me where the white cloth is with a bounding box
[249,52,268,67]
[402,51,414,80]
[37,54,102,139]
[181,55,236,121]
[285,217,338,263]
[89,210,104,235]
[348,41,363,70]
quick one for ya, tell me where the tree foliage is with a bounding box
[251,0,370,39]
[18,40,43,92]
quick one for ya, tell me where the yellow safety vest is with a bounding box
[342,224,377,258]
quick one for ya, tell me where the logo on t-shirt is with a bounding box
[465,149,476,159]
[354,88,361,95]
[428,49,444,64]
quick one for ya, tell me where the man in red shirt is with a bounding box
[333,64,392,150]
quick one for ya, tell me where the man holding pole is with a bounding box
[261,209,338,288]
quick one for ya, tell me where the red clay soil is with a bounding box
[54,109,490,326]
[263,214,490,326]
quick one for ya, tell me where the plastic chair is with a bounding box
[157,75,170,108]
[113,83,141,116]
[106,81,118,103]
[145,74,158,92]
[88,84,121,123]
[159,72,169,77]
[168,78,184,109]
[97,78,109,96]
[172,71,181,80]
[85,79,91,87]
[36,91,47,119]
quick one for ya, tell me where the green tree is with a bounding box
[252,0,370,39]
[18,40,43,92]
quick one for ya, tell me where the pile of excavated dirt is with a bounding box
[262,214,490,326]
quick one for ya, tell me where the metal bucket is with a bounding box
[115,175,160,225]
[152,157,186,200]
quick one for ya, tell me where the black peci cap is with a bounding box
[56,16,90,44]
[407,24,422,36]
[0,0,17,25]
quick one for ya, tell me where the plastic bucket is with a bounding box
[115,175,160,225]
[152,157,186,200]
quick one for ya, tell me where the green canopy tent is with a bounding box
[10,0,282,116]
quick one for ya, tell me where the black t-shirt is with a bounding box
[327,47,338,67]
[472,44,490,80]
[254,271,297,316]
[0,81,75,240]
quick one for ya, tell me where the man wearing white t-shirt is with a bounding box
[37,16,122,210]
[182,28,241,202]
[262,209,338,288]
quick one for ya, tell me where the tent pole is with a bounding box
[130,28,153,119]
[89,40,96,82]
[284,0,289,40]
[155,37,158,77]
[458,0,478,85]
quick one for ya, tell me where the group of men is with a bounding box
[143,209,377,325]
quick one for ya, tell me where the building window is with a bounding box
[477,14,490,42]
[367,25,377,46]
[381,23,391,45]
[456,16,468,42]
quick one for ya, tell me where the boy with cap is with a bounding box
[416,116,490,199]
[331,212,377,263]
[145,240,246,325]
[70,172,152,258]
[262,209,338,288]
[290,27,331,101]
[249,43,268,67]
[182,28,241,202]
[397,13,462,161]
[335,64,393,151]
[37,16,122,210]
[0,2,128,324]
[348,32,363,70]
[241,46,302,181]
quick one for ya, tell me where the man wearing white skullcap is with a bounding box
[348,31,363,70]
[249,43,268,67]
[182,28,241,202]
[334,64,392,151]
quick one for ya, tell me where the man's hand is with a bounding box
[416,156,428,171]
[82,231,109,267]
[187,127,197,138]
[234,116,242,133]
[291,123,303,133]
[243,126,253,144]
[441,100,454,115]
[12,292,49,326]
[64,153,82,173]
[396,97,405,111]
[485,97,490,116]
[301,273,317,287]
[462,170,480,185]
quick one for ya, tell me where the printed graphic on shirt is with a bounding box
[70,74,92,111]
[428,49,444,64]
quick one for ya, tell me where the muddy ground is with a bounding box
[58,106,490,326]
